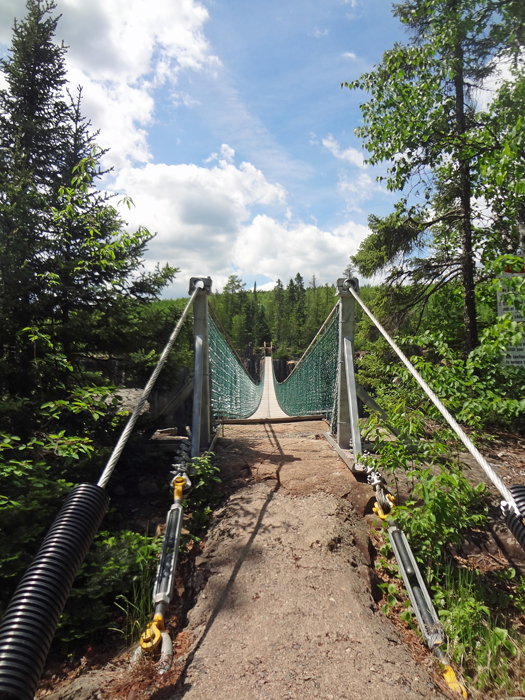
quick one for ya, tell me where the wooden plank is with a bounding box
[221,414,326,425]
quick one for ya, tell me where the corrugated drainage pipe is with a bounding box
[0,483,109,700]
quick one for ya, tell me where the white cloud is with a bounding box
[234,215,368,284]
[338,172,382,212]
[311,29,329,39]
[171,91,200,108]
[113,151,285,292]
[322,134,366,168]
[113,149,368,296]
[258,281,277,291]
[342,52,357,60]
[1,0,220,168]
[219,144,235,163]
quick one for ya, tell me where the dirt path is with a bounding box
[168,421,446,700]
[41,421,450,700]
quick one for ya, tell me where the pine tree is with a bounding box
[346,0,525,351]
[0,0,176,394]
[273,279,285,346]
[0,0,71,392]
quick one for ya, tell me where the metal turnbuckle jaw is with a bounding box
[372,477,395,520]
[134,611,174,675]
[172,475,188,501]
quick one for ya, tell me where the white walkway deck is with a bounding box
[249,356,288,419]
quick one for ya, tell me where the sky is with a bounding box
[0,0,407,297]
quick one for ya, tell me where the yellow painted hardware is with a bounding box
[441,663,467,698]
[373,493,395,520]
[140,621,162,652]
[174,476,186,501]
[140,611,166,654]
[373,501,388,520]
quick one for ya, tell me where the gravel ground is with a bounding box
[171,482,445,700]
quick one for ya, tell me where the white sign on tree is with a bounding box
[497,269,525,367]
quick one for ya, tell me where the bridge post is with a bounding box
[189,277,212,457]
[336,278,362,463]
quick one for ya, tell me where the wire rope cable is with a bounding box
[98,285,200,489]
[345,283,520,515]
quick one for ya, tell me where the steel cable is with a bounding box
[346,284,520,515]
[98,286,200,489]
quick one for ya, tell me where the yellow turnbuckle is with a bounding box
[441,663,467,698]
[173,475,186,501]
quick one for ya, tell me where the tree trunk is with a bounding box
[454,40,478,353]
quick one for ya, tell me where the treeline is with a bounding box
[210,274,339,357]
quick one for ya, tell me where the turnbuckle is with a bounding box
[387,523,467,697]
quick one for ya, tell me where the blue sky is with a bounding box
[0,0,406,296]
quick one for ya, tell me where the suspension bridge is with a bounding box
[1,276,524,699]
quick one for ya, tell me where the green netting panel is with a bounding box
[274,304,339,420]
[208,313,264,419]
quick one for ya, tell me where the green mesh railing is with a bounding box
[208,312,264,419]
[274,304,339,420]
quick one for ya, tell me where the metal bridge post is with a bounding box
[189,277,212,457]
[336,278,362,463]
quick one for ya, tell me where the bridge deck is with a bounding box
[249,356,288,420]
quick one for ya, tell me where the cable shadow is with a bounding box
[166,423,285,698]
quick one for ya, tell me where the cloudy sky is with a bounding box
[0,0,405,297]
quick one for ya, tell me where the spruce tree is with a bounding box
[0,0,177,391]
[47,89,176,365]
[0,0,70,392]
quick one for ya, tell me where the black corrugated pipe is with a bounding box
[504,510,525,552]
[0,483,109,700]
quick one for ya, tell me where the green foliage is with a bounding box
[378,581,400,616]
[406,327,525,430]
[365,336,525,693]
[345,0,525,352]
[0,0,179,649]
[395,466,488,573]
[211,274,337,356]
[432,565,524,692]
[184,451,222,535]
[61,530,161,645]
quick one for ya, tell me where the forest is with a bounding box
[209,273,339,357]
[1,0,525,696]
